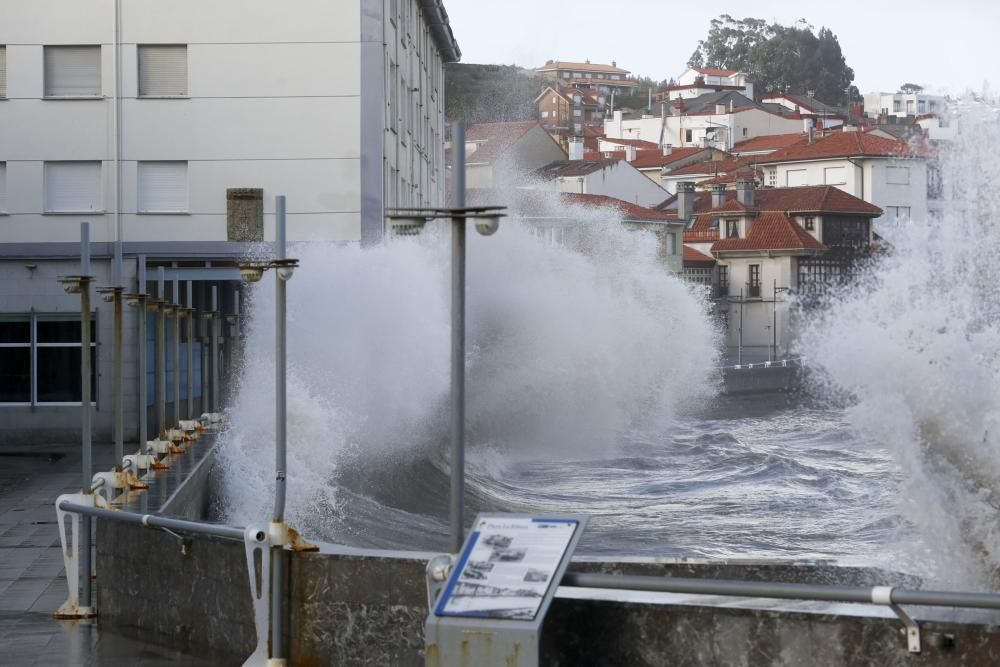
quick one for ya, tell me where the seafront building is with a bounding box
[0,0,460,442]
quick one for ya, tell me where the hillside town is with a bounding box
[463,57,952,361]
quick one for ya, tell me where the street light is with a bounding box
[386,204,506,556]
[236,195,299,665]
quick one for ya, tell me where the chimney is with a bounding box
[568,136,584,161]
[662,143,673,156]
[701,136,710,148]
[624,145,636,162]
[677,181,696,220]
[808,124,815,145]
[736,178,754,207]
[711,183,727,209]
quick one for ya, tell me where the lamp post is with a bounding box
[186,281,195,420]
[386,203,505,555]
[155,267,168,437]
[56,222,95,616]
[237,195,299,665]
[172,277,182,428]
[96,265,125,464]
[771,279,790,362]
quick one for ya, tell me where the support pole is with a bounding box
[79,223,94,614]
[137,257,147,446]
[771,278,777,362]
[271,195,289,663]
[172,277,181,427]
[450,121,467,555]
[738,288,744,366]
[156,267,166,437]
[186,282,194,420]
[211,285,220,413]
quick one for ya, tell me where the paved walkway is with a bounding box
[0,443,214,666]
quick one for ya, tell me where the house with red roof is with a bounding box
[754,129,928,224]
[535,84,608,134]
[731,133,808,157]
[760,93,849,129]
[660,67,755,101]
[667,179,882,358]
[465,121,567,189]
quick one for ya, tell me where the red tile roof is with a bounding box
[536,60,630,74]
[562,193,680,222]
[631,147,706,169]
[693,67,738,77]
[755,131,924,164]
[712,211,826,252]
[683,245,716,264]
[466,121,542,163]
[534,158,622,179]
[732,133,808,153]
[665,157,751,177]
[601,138,658,149]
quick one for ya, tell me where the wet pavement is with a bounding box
[0,442,215,666]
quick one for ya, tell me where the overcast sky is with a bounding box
[443,0,999,97]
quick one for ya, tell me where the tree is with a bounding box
[900,83,924,94]
[688,15,856,105]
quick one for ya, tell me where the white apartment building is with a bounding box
[864,90,947,120]
[604,97,803,153]
[0,0,459,443]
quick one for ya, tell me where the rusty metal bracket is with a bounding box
[872,586,920,653]
[54,492,109,619]
[242,525,271,667]
[425,554,454,613]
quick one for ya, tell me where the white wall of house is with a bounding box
[545,161,668,207]
[717,255,795,355]
[605,109,802,151]
[863,91,947,119]
[0,0,449,245]
[765,157,927,223]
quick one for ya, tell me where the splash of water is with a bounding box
[799,104,1000,586]
[216,192,721,541]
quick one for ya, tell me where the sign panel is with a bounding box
[435,516,581,621]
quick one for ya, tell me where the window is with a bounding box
[667,232,677,255]
[766,168,777,187]
[886,206,911,223]
[886,166,910,185]
[684,129,693,143]
[726,219,740,238]
[138,45,187,97]
[824,166,847,185]
[611,75,621,80]
[0,46,6,98]
[918,100,926,114]
[573,109,581,117]
[906,100,915,114]
[749,264,761,297]
[717,265,729,296]
[138,162,188,213]
[44,46,101,97]
[893,100,902,113]
[786,169,807,187]
[44,162,102,213]
[0,162,6,213]
[930,101,938,112]
[0,314,96,405]
[742,127,748,137]
[551,96,556,104]
[804,216,815,231]
[541,111,548,118]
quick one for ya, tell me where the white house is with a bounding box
[465,121,567,189]
[864,89,948,120]
[754,130,928,225]
[0,0,460,442]
[530,158,669,208]
[657,67,754,101]
[604,92,803,153]
[760,93,847,129]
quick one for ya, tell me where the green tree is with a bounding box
[689,16,856,105]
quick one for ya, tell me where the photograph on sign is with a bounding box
[436,517,579,620]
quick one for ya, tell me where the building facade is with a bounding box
[534,60,637,93]
[0,0,460,442]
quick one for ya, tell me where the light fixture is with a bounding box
[96,287,119,303]
[57,276,85,294]
[475,215,501,236]
[273,258,298,282]
[124,293,146,308]
[239,265,265,283]
[390,216,429,236]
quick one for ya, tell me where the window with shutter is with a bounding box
[138,162,188,212]
[0,163,6,212]
[138,45,187,97]
[44,162,102,213]
[0,46,7,98]
[44,46,101,97]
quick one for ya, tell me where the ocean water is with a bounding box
[216,105,1000,589]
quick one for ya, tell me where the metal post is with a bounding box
[113,283,123,463]
[771,278,777,362]
[450,121,467,555]
[156,267,166,437]
[738,288,744,366]
[186,282,194,420]
[79,223,94,613]
[271,195,289,663]
[137,257,147,446]
[211,286,220,413]
[172,277,181,427]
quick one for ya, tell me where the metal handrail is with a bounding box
[561,572,1000,612]
[57,500,247,541]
